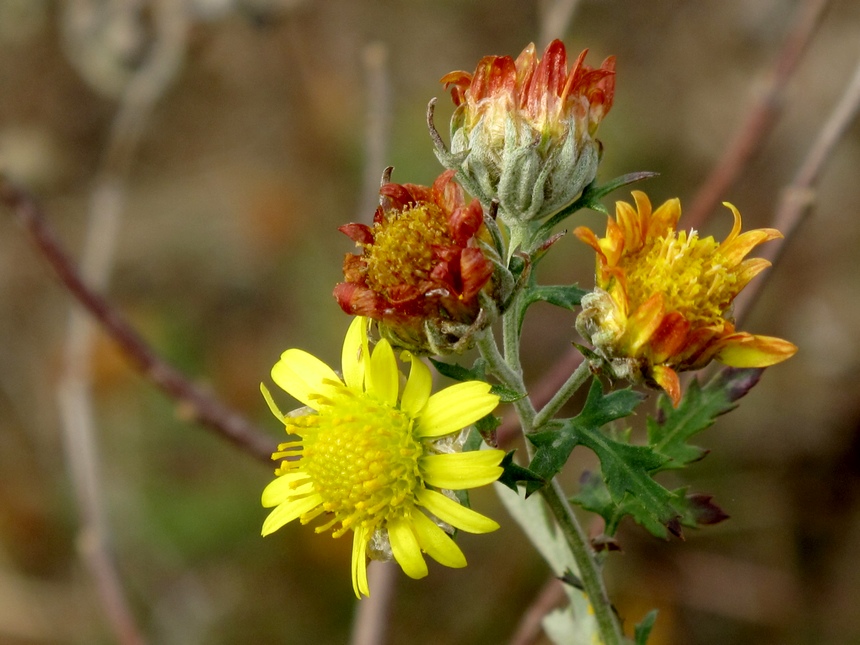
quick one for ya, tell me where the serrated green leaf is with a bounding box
[571,428,682,538]
[497,450,545,492]
[526,379,644,495]
[428,357,487,382]
[567,367,758,538]
[647,367,763,469]
[634,610,659,645]
[524,284,589,311]
[490,383,524,403]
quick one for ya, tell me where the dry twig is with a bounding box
[508,576,568,645]
[685,0,831,231]
[0,176,278,464]
[734,53,860,322]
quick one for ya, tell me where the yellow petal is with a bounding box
[415,488,500,534]
[388,517,428,579]
[720,201,743,246]
[416,381,498,438]
[352,525,370,598]
[411,511,466,568]
[716,334,797,367]
[272,349,341,409]
[419,450,504,489]
[260,383,285,422]
[342,316,368,391]
[261,493,323,536]
[400,351,431,417]
[261,473,313,507]
[366,339,399,407]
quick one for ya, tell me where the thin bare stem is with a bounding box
[356,42,391,223]
[685,0,831,231]
[0,177,278,463]
[537,0,582,48]
[508,576,567,645]
[349,561,397,645]
[734,53,860,323]
[348,39,395,645]
[54,2,192,643]
[539,481,623,645]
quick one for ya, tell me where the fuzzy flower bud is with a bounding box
[437,40,615,225]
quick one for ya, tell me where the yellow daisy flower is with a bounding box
[261,317,503,597]
[574,191,797,405]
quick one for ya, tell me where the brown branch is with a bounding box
[508,576,568,645]
[356,42,392,224]
[0,176,278,463]
[349,561,397,645]
[733,53,860,323]
[538,0,583,48]
[685,0,831,231]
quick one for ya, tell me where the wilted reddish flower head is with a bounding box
[438,40,615,224]
[334,170,495,354]
[575,191,797,405]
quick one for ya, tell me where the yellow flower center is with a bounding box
[622,230,740,325]
[364,204,451,293]
[290,389,423,536]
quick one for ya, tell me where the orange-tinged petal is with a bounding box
[614,199,641,251]
[621,292,666,354]
[734,258,772,291]
[648,196,682,241]
[651,365,681,407]
[647,312,691,363]
[720,227,783,264]
[715,333,798,367]
[573,225,604,255]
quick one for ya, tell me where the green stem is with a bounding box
[540,480,624,645]
[476,331,535,432]
[532,359,592,429]
[502,291,524,374]
[478,310,623,644]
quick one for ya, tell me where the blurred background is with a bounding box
[1,0,859,643]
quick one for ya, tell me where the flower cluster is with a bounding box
[260,36,798,605]
[574,191,797,404]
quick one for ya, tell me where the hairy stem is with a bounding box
[533,359,592,429]
[540,479,623,645]
[479,327,622,644]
